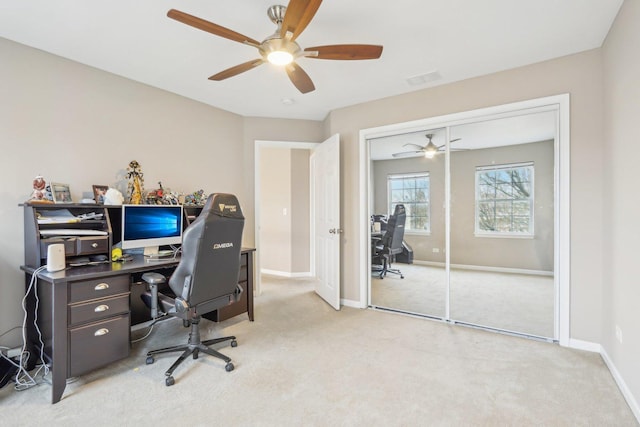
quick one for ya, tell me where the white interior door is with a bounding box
[311,134,341,309]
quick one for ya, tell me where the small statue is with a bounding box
[31,175,46,200]
[126,160,145,204]
[29,175,53,202]
[185,189,206,205]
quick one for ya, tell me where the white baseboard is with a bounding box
[600,346,640,422]
[261,269,312,278]
[567,339,639,422]
[412,260,553,276]
[341,298,364,309]
[567,338,601,353]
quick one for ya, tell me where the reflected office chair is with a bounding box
[372,204,406,279]
[141,193,245,386]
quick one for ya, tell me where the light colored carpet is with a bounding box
[0,275,636,426]
[372,263,554,338]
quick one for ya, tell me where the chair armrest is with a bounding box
[142,272,167,319]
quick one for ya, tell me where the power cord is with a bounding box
[13,266,51,391]
[130,313,170,344]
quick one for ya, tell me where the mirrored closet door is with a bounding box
[369,129,446,319]
[449,113,556,338]
[368,108,558,340]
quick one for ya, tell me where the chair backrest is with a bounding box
[381,204,406,254]
[169,193,245,307]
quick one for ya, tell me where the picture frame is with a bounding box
[92,185,109,204]
[51,182,72,204]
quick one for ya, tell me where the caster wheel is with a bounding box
[231,340,238,348]
[400,275,405,279]
[225,362,234,372]
[183,320,189,328]
[165,376,175,386]
[146,356,155,365]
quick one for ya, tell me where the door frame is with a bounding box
[358,94,571,346]
[254,140,319,296]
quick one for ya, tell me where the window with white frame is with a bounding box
[475,162,534,236]
[388,172,430,233]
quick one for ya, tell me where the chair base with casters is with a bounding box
[145,317,237,387]
[141,271,241,386]
[372,253,404,279]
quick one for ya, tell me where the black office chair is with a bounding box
[372,204,406,279]
[141,193,245,386]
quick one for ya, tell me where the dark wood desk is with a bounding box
[21,248,255,404]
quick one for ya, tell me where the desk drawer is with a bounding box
[76,236,109,255]
[69,275,130,304]
[69,293,130,326]
[40,238,76,258]
[69,314,130,377]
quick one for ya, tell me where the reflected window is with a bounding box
[387,172,430,233]
[475,162,534,236]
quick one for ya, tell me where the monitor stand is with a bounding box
[143,246,159,257]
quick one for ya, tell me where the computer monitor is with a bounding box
[121,204,183,255]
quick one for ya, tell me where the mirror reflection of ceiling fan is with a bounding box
[392,134,464,159]
[167,0,383,94]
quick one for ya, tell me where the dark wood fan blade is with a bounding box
[305,44,383,60]
[403,143,425,149]
[280,0,322,41]
[208,59,264,81]
[285,62,315,94]
[392,151,423,158]
[168,9,260,46]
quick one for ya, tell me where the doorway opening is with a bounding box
[255,140,318,296]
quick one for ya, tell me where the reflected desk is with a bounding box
[21,248,255,404]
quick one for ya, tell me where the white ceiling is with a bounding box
[0,0,623,121]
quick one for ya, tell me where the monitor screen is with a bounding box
[121,204,183,252]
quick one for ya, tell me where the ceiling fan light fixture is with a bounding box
[424,150,436,159]
[268,50,294,65]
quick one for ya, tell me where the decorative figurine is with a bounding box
[184,189,206,205]
[29,175,53,202]
[31,175,46,200]
[126,160,145,204]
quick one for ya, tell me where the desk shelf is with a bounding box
[23,203,113,268]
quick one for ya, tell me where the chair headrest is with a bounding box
[202,193,244,219]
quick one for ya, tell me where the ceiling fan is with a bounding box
[392,134,463,159]
[167,1,383,94]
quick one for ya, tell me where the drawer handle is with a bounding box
[94,304,109,313]
[94,283,109,291]
[91,242,98,248]
[94,328,109,336]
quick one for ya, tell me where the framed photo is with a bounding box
[51,182,72,203]
[92,185,109,204]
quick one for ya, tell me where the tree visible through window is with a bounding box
[388,173,430,232]
[476,163,534,235]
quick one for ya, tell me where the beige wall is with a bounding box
[327,48,605,344]
[602,0,640,412]
[241,117,325,248]
[372,141,554,271]
[291,149,311,273]
[259,148,311,274]
[259,148,292,272]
